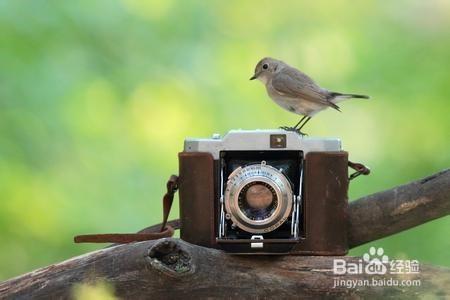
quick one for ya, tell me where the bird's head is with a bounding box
[250,57,285,84]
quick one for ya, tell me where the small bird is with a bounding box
[250,57,369,134]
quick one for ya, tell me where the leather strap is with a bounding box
[74,226,175,243]
[161,175,178,232]
[74,175,179,244]
[348,161,370,180]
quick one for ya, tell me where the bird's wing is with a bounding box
[271,68,339,110]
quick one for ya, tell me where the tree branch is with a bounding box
[1,169,449,299]
[1,238,449,299]
[348,169,450,247]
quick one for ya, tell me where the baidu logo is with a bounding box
[332,246,421,288]
[333,246,419,275]
[362,247,389,274]
[333,247,389,275]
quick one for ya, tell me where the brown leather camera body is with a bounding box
[179,149,350,255]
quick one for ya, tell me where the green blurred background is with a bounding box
[1,0,449,280]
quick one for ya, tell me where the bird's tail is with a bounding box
[329,92,370,102]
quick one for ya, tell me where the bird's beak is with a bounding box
[250,70,263,80]
[250,72,261,80]
[250,71,262,80]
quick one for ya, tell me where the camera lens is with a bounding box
[245,183,273,209]
[238,182,278,220]
[224,163,293,234]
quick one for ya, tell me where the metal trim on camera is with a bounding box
[224,161,293,234]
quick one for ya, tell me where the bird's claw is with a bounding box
[279,126,308,136]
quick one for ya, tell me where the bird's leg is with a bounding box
[292,116,308,129]
[296,117,311,132]
[280,116,307,131]
[280,116,310,135]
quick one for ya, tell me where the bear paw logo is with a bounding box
[363,247,389,275]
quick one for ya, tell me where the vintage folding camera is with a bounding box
[178,129,366,255]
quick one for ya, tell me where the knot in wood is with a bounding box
[147,239,193,276]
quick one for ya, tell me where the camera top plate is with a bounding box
[183,129,342,159]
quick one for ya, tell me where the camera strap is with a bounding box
[74,160,369,244]
[348,161,371,180]
[74,175,180,244]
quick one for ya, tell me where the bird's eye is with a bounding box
[262,63,268,70]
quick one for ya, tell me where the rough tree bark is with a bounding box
[1,169,449,299]
[348,168,450,247]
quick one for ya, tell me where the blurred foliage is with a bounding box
[0,0,449,280]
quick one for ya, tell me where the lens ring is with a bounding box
[224,163,293,234]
